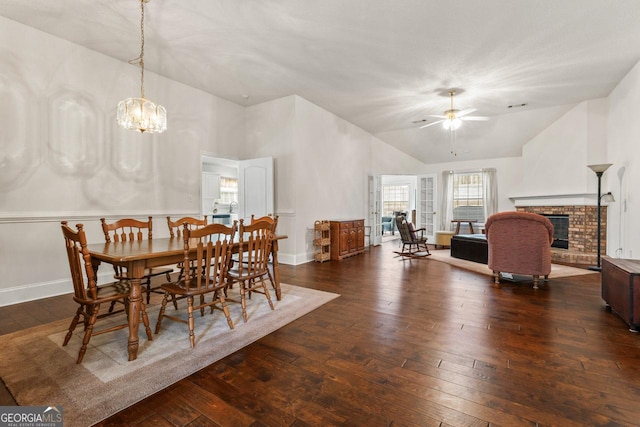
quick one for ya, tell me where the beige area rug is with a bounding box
[0,284,339,427]
[428,249,597,280]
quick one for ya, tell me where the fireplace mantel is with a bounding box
[509,193,597,207]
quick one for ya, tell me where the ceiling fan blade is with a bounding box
[457,108,477,117]
[461,116,490,121]
[426,114,447,119]
[419,120,444,129]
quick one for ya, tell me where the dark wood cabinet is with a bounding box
[330,219,365,260]
[601,256,640,331]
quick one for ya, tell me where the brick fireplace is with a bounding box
[516,205,607,265]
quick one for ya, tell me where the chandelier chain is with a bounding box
[139,0,145,99]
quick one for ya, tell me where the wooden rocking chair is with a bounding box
[394,215,431,258]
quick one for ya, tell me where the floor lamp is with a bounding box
[587,163,614,271]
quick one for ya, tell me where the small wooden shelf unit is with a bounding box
[329,219,365,261]
[313,220,331,263]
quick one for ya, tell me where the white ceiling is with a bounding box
[2,0,640,163]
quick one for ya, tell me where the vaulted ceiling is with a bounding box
[2,0,640,163]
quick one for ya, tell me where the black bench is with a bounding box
[451,234,488,264]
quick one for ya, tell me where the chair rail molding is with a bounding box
[0,211,201,224]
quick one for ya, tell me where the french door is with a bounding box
[368,176,382,246]
[416,174,437,243]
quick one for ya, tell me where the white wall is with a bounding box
[245,95,425,264]
[245,96,297,263]
[606,60,640,259]
[0,16,245,305]
[514,92,636,260]
[518,99,608,197]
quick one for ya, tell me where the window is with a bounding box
[452,171,484,222]
[382,184,409,216]
[219,177,238,204]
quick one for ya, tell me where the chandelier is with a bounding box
[117,0,167,133]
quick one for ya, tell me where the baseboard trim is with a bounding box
[0,271,116,307]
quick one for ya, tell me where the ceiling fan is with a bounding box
[419,90,489,130]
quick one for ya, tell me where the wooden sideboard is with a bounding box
[601,256,640,332]
[329,219,365,260]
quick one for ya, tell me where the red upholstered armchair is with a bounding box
[485,211,554,289]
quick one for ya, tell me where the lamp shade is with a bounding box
[601,192,615,203]
[587,163,613,174]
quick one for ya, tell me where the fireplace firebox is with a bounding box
[542,214,569,249]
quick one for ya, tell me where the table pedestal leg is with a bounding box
[127,261,145,361]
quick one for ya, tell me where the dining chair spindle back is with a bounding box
[250,214,279,232]
[227,218,276,322]
[155,222,237,347]
[100,217,174,305]
[167,216,208,281]
[167,216,208,239]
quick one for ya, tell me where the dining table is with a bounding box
[86,234,287,361]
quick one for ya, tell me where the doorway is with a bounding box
[371,174,437,244]
[200,155,274,223]
[201,156,239,224]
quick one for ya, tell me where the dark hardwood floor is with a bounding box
[2,241,640,426]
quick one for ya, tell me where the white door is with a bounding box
[238,157,274,221]
[417,174,437,242]
[368,175,382,246]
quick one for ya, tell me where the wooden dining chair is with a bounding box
[155,222,236,347]
[227,218,276,323]
[167,215,208,238]
[100,217,174,305]
[250,214,279,232]
[249,214,279,285]
[61,221,153,364]
[167,216,208,281]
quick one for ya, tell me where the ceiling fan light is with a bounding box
[443,117,462,131]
